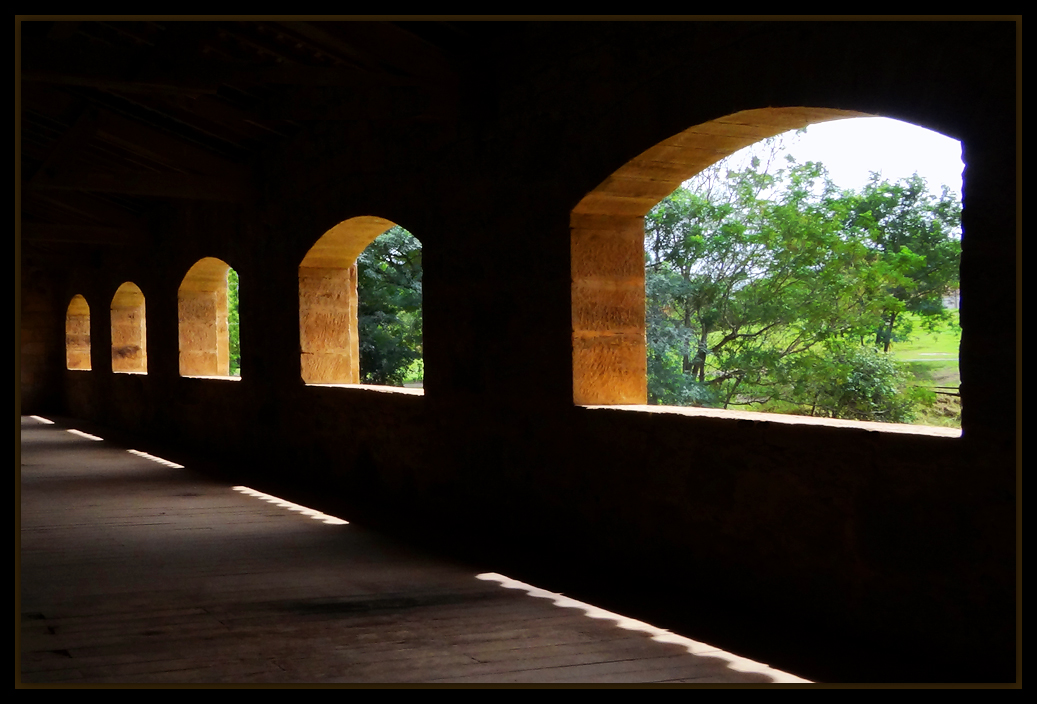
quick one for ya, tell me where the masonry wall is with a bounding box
[21,22,1018,681]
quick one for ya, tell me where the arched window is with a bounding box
[111,282,147,374]
[300,216,422,388]
[65,294,91,371]
[572,108,962,428]
[178,257,239,379]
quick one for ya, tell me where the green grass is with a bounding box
[892,311,961,428]
[904,360,959,387]
[402,358,424,385]
[889,311,961,362]
[734,311,963,427]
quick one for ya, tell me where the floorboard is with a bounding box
[18,416,811,685]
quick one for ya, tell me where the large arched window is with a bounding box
[178,257,239,379]
[111,282,147,374]
[300,216,422,388]
[65,294,91,371]
[572,107,962,429]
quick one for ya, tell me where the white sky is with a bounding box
[714,117,964,199]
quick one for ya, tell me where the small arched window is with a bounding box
[65,294,91,371]
[111,282,147,374]
[178,257,239,378]
[300,216,422,388]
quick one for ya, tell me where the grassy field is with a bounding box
[890,311,961,427]
[741,311,962,427]
[891,311,961,385]
[890,310,961,362]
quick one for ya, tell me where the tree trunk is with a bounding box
[882,311,898,353]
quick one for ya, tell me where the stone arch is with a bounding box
[111,282,147,374]
[299,215,410,385]
[65,294,91,371]
[571,107,872,405]
[178,257,235,378]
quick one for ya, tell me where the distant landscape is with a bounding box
[643,132,962,427]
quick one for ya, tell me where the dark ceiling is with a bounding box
[18,19,529,260]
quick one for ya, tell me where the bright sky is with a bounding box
[790,117,963,196]
[714,117,964,199]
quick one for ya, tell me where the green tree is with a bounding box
[647,149,884,410]
[843,173,962,351]
[644,139,959,422]
[357,226,423,386]
[228,267,240,376]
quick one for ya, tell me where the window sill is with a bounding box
[304,383,424,396]
[580,404,961,438]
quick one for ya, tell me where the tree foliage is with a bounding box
[644,137,960,423]
[357,226,423,386]
[843,174,962,351]
[228,267,240,376]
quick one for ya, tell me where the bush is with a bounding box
[805,346,920,423]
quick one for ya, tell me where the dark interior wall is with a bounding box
[20,21,1018,681]
[20,258,64,413]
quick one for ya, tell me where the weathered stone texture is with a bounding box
[571,282,645,332]
[573,334,648,405]
[300,352,357,385]
[64,295,91,371]
[299,262,359,383]
[177,259,230,377]
[111,283,147,373]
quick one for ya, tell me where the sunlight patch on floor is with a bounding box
[232,486,349,525]
[476,572,812,684]
[29,415,54,424]
[127,449,184,468]
[67,429,103,441]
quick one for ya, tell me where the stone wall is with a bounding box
[110,283,146,373]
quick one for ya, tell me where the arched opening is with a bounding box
[178,257,239,379]
[299,216,422,388]
[572,107,963,428]
[65,294,91,371]
[111,282,147,374]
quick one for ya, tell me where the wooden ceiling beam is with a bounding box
[21,222,147,246]
[23,23,223,95]
[29,192,147,228]
[24,47,427,94]
[279,21,456,84]
[22,67,220,96]
[257,83,456,122]
[93,109,248,179]
[26,107,101,185]
[274,22,388,75]
[30,168,251,202]
[168,93,290,138]
[22,87,249,179]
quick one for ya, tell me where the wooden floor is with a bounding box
[18,415,811,685]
